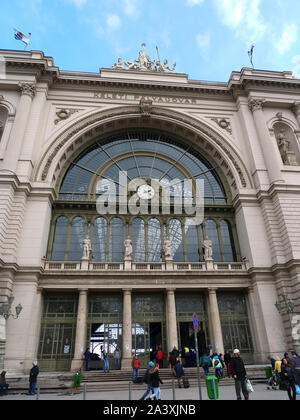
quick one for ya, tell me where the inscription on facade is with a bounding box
[93,92,197,105]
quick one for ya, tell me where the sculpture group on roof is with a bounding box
[112,43,176,73]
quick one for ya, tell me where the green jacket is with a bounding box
[199,355,212,367]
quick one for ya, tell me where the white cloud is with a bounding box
[106,14,121,30]
[213,0,266,44]
[123,0,140,18]
[196,32,211,58]
[277,25,298,54]
[186,0,204,6]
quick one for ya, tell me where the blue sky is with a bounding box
[1,0,300,82]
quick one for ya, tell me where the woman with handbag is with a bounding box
[280,358,297,400]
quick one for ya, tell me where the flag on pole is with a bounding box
[248,44,255,68]
[14,29,31,48]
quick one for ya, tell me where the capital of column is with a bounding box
[291,102,300,117]
[122,288,132,295]
[208,287,218,295]
[248,98,265,113]
[18,82,36,99]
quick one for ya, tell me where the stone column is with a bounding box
[208,288,224,355]
[248,98,283,184]
[166,288,178,352]
[24,287,43,371]
[121,289,132,370]
[3,83,36,173]
[71,289,88,371]
[292,102,300,127]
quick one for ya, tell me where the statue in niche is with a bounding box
[82,236,91,260]
[204,237,213,260]
[276,129,298,166]
[164,238,172,260]
[124,237,132,259]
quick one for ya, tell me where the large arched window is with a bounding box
[48,130,240,263]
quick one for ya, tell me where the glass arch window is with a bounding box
[169,219,185,262]
[185,219,201,262]
[132,218,146,262]
[205,219,222,262]
[148,218,162,262]
[220,220,236,262]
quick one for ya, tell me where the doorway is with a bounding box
[150,322,162,360]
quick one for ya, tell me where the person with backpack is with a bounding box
[174,358,185,388]
[280,357,297,400]
[213,355,224,380]
[139,361,154,400]
[132,355,139,382]
[149,364,164,400]
[200,352,211,376]
[155,345,165,369]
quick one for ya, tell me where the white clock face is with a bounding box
[137,184,155,200]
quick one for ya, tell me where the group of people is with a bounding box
[139,361,164,400]
[84,345,122,373]
[267,351,300,400]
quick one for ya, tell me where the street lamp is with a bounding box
[275,293,299,354]
[0,295,23,320]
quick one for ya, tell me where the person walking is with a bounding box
[132,355,139,382]
[149,364,164,400]
[199,352,211,377]
[213,355,224,381]
[291,351,300,386]
[28,361,39,395]
[0,371,9,396]
[168,351,176,377]
[280,357,297,400]
[102,349,109,373]
[174,359,185,388]
[84,347,91,371]
[224,351,232,377]
[230,349,249,400]
[155,345,165,369]
[140,361,154,400]
[113,346,121,370]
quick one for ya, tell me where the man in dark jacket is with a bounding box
[28,361,39,395]
[230,349,249,400]
[140,361,154,400]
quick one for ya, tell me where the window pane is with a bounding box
[185,220,201,262]
[148,218,162,262]
[51,217,69,261]
[109,218,123,262]
[220,220,236,262]
[169,219,184,262]
[132,218,146,262]
[92,218,107,261]
[68,217,85,261]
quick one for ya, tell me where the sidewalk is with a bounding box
[1,383,299,400]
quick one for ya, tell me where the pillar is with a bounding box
[24,287,43,371]
[208,288,224,355]
[3,83,36,173]
[121,289,132,370]
[166,288,178,352]
[71,289,88,371]
[248,98,283,184]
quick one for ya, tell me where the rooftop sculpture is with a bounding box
[112,43,176,73]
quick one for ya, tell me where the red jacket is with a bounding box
[132,358,139,369]
[156,349,165,360]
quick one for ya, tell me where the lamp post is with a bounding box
[275,293,300,354]
[0,295,23,369]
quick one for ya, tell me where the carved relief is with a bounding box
[55,108,80,125]
[211,117,232,134]
[18,82,36,98]
[291,102,300,118]
[248,98,265,113]
[139,98,153,117]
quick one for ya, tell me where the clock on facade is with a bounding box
[137,184,155,200]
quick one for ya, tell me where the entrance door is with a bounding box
[179,321,208,358]
[149,322,162,360]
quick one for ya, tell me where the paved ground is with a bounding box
[0,383,299,400]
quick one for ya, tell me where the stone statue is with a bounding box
[204,237,213,260]
[164,238,172,260]
[124,237,132,259]
[135,43,151,70]
[276,129,298,165]
[159,59,176,72]
[82,236,91,260]
[112,57,128,70]
[277,129,290,164]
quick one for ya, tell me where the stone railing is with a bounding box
[43,260,247,271]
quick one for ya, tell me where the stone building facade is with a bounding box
[0,48,300,373]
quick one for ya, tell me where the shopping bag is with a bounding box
[296,384,300,395]
[246,379,254,392]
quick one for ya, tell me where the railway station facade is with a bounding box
[0,47,300,372]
